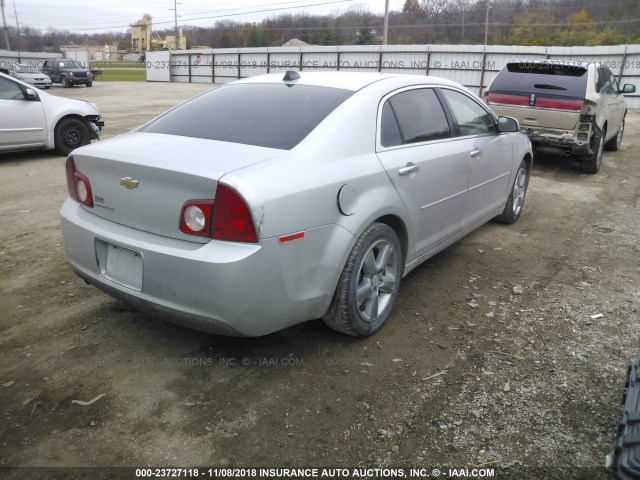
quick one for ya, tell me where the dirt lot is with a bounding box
[1,82,639,479]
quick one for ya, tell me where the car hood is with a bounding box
[17,73,50,80]
[38,90,100,116]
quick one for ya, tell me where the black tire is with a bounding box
[44,86,51,89]
[581,127,605,174]
[54,118,90,155]
[323,223,403,337]
[86,81,93,87]
[605,116,624,152]
[61,77,70,88]
[494,160,529,224]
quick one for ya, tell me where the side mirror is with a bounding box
[621,84,636,94]
[498,116,519,133]
[24,88,39,101]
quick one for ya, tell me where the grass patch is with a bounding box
[97,69,146,82]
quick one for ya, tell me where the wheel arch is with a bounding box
[52,114,91,154]
[374,214,408,265]
[523,152,533,175]
[46,114,88,149]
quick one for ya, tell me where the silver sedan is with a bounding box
[60,71,532,337]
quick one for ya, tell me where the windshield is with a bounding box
[141,83,354,150]
[61,61,80,68]
[16,65,40,73]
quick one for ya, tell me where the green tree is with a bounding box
[356,20,377,45]
[511,10,559,46]
[247,24,265,47]
[402,0,422,14]
[564,9,596,45]
[219,32,233,48]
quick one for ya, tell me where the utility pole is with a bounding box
[169,0,181,49]
[382,0,389,45]
[461,2,465,43]
[484,0,493,46]
[13,1,19,38]
[1,0,10,51]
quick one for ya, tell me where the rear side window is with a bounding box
[597,67,619,94]
[142,83,353,150]
[381,88,451,147]
[490,63,588,98]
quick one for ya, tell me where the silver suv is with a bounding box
[486,61,635,173]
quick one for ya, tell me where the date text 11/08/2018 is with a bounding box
[135,467,497,478]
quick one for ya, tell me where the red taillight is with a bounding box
[65,155,93,208]
[487,93,529,106]
[179,184,257,243]
[535,98,583,111]
[180,199,214,237]
[212,184,258,243]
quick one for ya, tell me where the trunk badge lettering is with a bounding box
[120,177,140,189]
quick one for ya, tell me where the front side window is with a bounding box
[440,89,495,136]
[0,76,25,100]
[380,88,451,147]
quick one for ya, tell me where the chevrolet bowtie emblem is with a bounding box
[120,177,140,189]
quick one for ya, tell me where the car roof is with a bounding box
[232,71,465,92]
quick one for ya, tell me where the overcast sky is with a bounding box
[8,0,406,33]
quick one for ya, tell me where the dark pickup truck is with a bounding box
[41,58,94,88]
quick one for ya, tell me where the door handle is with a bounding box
[398,163,418,176]
[470,149,482,158]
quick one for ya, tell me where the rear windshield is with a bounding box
[490,63,588,98]
[141,83,354,150]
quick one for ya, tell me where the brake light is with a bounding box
[212,184,258,243]
[535,98,583,111]
[179,184,257,242]
[179,199,214,237]
[65,155,93,208]
[487,93,529,106]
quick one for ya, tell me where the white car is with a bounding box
[0,72,103,155]
[9,64,52,89]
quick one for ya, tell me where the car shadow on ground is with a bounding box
[531,150,584,175]
[95,241,462,367]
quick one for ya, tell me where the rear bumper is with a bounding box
[523,128,592,156]
[60,199,350,336]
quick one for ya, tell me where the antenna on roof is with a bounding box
[283,70,301,82]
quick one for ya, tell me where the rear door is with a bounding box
[597,67,625,137]
[0,76,47,150]
[487,63,587,130]
[376,87,470,258]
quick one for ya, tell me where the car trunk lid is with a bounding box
[487,62,588,130]
[71,132,280,243]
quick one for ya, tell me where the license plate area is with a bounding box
[95,239,143,291]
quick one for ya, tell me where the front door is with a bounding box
[375,87,470,260]
[0,76,47,150]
